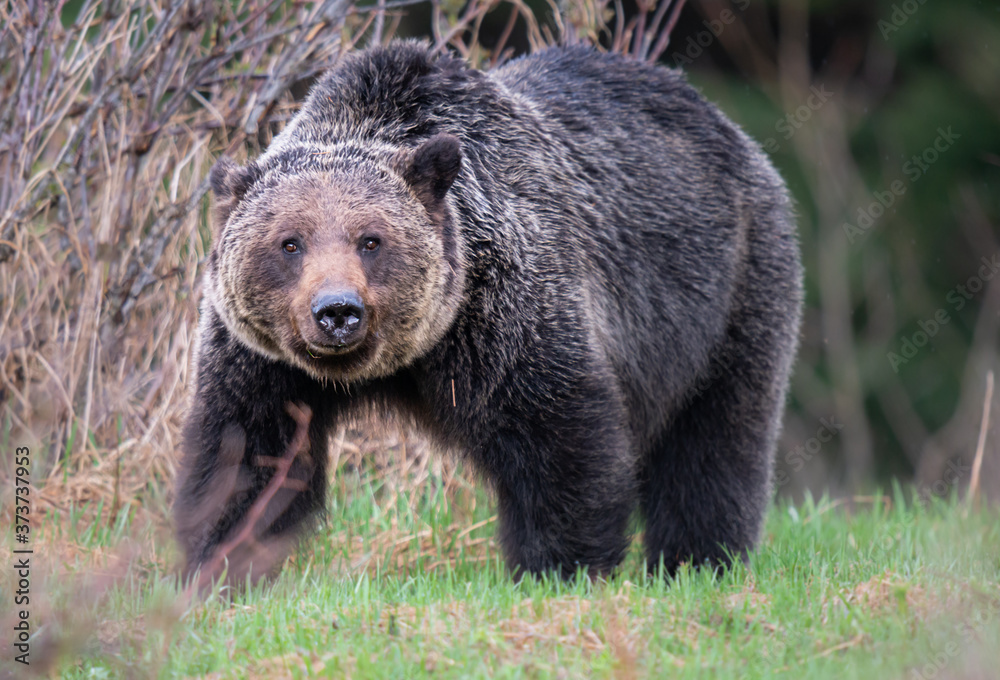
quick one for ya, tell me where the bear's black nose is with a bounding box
[311,290,365,345]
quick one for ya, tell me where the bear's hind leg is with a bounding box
[641,319,796,576]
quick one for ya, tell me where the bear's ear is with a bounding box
[397,134,462,216]
[208,157,257,233]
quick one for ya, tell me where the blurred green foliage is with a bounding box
[645,0,999,498]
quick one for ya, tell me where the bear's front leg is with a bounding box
[486,396,638,579]
[173,312,333,581]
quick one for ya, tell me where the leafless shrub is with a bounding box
[0,0,355,506]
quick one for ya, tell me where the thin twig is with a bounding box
[967,370,994,510]
[372,0,387,45]
[649,0,687,63]
[490,6,520,67]
[195,403,313,590]
[809,634,865,660]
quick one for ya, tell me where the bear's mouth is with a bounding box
[296,334,381,381]
[304,340,363,358]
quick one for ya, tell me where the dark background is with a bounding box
[657,0,1000,502]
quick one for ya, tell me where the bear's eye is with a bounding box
[282,239,300,254]
[362,237,380,252]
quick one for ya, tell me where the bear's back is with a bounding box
[270,42,495,152]
[491,47,749,164]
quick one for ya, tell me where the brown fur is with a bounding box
[174,42,802,580]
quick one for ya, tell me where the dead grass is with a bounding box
[326,513,498,575]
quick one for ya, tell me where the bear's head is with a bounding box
[205,134,465,383]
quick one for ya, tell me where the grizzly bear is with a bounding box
[174,41,802,580]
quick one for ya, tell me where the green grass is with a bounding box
[6,478,1000,679]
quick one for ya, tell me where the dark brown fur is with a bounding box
[174,42,803,580]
